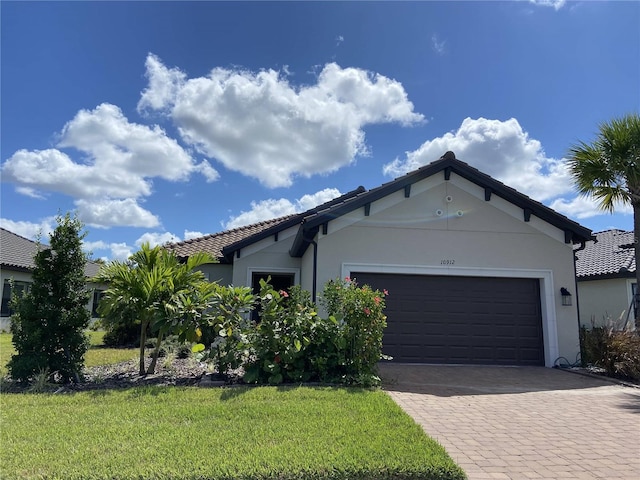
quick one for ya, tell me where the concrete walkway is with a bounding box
[380,364,640,480]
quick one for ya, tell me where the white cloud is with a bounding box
[336,35,344,46]
[76,198,160,228]
[193,160,220,182]
[550,196,633,220]
[431,34,446,55]
[15,186,46,199]
[184,230,204,240]
[109,243,134,261]
[224,188,342,229]
[135,231,180,248]
[0,217,56,242]
[138,53,187,112]
[138,54,424,188]
[2,103,218,228]
[529,0,566,10]
[383,117,572,202]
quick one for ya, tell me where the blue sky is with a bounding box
[1,1,638,260]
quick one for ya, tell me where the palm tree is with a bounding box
[95,244,215,375]
[567,113,640,329]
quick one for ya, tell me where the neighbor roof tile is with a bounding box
[575,229,636,278]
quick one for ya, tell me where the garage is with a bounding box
[352,272,544,366]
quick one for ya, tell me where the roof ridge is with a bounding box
[168,214,298,247]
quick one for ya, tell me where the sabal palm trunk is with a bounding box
[634,201,640,331]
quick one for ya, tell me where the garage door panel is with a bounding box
[353,272,544,366]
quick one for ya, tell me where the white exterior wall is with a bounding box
[0,267,106,330]
[577,278,636,329]
[230,226,301,288]
[197,263,234,286]
[306,174,581,367]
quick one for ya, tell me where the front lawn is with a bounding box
[0,386,465,480]
[0,331,138,376]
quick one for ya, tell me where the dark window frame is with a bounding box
[1,280,32,317]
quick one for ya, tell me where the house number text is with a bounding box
[440,259,455,265]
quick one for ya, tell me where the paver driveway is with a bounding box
[379,364,640,480]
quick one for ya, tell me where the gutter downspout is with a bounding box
[573,240,587,365]
[304,235,318,303]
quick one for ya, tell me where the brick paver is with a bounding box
[380,365,640,480]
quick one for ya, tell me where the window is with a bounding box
[250,272,295,321]
[1,280,31,317]
[92,289,105,318]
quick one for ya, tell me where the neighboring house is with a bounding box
[168,152,592,367]
[0,227,105,330]
[575,229,637,329]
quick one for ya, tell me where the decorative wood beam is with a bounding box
[236,249,241,259]
[404,184,411,198]
[484,187,492,201]
[444,167,452,181]
[322,223,328,235]
[274,232,279,242]
[364,203,371,216]
[523,208,532,222]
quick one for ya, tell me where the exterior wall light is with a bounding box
[445,195,453,203]
[435,209,444,217]
[456,210,464,217]
[560,287,572,306]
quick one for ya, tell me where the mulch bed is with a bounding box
[1,357,242,393]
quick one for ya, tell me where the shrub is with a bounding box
[321,277,388,385]
[196,285,255,376]
[244,282,318,384]
[580,326,640,381]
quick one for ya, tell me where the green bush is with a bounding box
[195,278,389,386]
[8,214,91,384]
[244,282,318,384]
[580,326,640,381]
[321,277,388,385]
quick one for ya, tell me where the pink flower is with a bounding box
[383,289,389,296]
[345,276,351,282]
[374,296,381,305]
[279,290,289,298]
[363,307,371,315]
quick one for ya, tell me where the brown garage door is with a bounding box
[352,273,544,366]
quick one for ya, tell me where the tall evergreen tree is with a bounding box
[8,214,91,383]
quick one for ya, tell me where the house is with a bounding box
[0,227,104,330]
[168,152,592,367]
[575,229,637,329]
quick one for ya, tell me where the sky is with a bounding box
[1,0,638,261]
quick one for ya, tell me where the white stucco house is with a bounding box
[0,227,104,330]
[575,229,637,330]
[168,152,593,368]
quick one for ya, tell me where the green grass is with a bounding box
[0,386,465,480]
[0,332,137,375]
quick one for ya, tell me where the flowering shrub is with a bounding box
[196,277,389,386]
[243,280,318,384]
[321,277,388,385]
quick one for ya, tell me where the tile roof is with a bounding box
[0,227,101,278]
[166,187,367,261]
[166,215,298,260]
[575,229,636,279]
